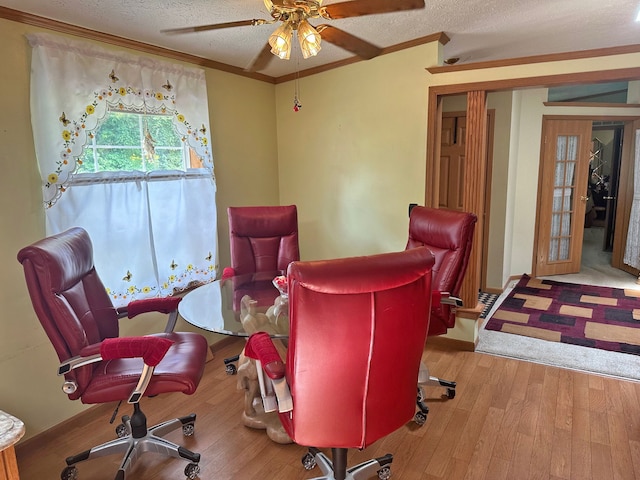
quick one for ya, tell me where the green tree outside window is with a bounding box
[79,111,186,173]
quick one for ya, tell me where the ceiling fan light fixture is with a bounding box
[269,21,293,60]
[297,19,322,59]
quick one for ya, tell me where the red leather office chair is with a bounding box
[223,205,300,374]
[17,227,209,480]
[227,205,299,276]
[245,247,435,480]
[405,206,477,423]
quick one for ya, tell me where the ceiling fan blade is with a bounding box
[322,0,425,19]
[245,42,275,72]
[161,19,262,34]
[316,25,381,59]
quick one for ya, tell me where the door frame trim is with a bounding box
[531,114,640,278]
[426,68,640,302]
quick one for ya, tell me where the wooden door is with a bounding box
[612,119,640,276]
[601,127,622,251]
[439,110,496,292]
[534,119,592,276]
[439,114,466,210]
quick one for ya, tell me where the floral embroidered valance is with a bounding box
[27,32,214,207]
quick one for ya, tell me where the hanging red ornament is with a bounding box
[293,56,302,112]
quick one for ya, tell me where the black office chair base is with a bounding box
[417,378,456,400]
[414,387,430,425]
[302,447,393,480]
[415,362,457,425]
[418,362,456,399]
[61,404,201,480]
[224,354,240,375]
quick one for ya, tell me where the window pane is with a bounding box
[77,110,186,173]
[97,112,140,147]
[98,148,144,172]
[146,116,182,147]
[548,134,578,264]
[554,161,565,187]
[154,149,183,170]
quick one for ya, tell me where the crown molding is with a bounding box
[0,6,276,83]
[427,44,640,74]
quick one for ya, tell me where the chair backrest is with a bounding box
[283,247,434,449]
[17,227,119,399]
[405,206,477,334]
[228,205,300,275]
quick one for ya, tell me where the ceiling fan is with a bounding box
[162,0,426,73]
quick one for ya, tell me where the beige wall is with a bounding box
[275,43,440,261]
[0,18,279,440]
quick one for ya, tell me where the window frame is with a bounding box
[78,108,193,175]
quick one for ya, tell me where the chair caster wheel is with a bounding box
[115,423,128,438]
[61,466,78,480]
[184,462,200,479]
[182,423,195,436]
[301,452,316,470]
[225,364,237,375]
[446,388,456,399]
[378,465,392,480]
[414,411,427,425]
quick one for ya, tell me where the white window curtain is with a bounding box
[28,33,218,306]
[624,129,640,270]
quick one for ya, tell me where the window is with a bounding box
[28,33,218,307]
[548,82,629,103]
[79,111,204,174]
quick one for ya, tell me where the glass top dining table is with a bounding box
[178,271,289,339]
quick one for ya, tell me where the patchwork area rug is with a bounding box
[483,274,640,356]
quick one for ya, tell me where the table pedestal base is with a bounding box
[241,404,292,444]
[237,353,293,444]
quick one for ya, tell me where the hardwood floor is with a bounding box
[16,338,640,480]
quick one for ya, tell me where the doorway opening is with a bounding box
[582,123,624,276]
[537,118,638,289]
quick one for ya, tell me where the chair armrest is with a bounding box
[432,291,463,307]
[57,350,103,375]
[125,297,182,318]
[245,332,285,379]
[60,336,174,403]
[222,267,235,279]
[98,336,174,366]
[116,297,182,333]
[245,332,292,413]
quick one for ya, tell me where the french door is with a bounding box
[534,118,592,276]
[613,118,640,276]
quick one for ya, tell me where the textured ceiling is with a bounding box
[1,0,639,79]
